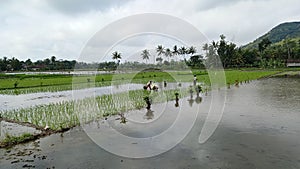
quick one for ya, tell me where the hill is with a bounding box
[244,21,300,49]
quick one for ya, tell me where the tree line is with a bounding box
[204,35,300,68]
[0,56,119,71]
[112,34,300,69]
[1,34,299,72]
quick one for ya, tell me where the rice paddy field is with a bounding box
[0,69,281,144]
[0,69,279,95]
[0,88,187,131]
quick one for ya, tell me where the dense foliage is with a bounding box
[0,56,120,71]
[204,34,300,68]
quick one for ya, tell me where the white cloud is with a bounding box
[0,0,299,62]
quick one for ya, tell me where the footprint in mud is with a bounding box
[29,96,51,100]
[3,140,44,166]
[11,159,20,164]
[53,94,66,98]
[22,164,35,168]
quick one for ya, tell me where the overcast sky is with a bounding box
[0,0,299,62]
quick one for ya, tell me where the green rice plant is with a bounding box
[0,88,190,131]
[0,133,35,147]
[0,70,279,95]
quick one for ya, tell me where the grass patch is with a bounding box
[0,133,36,148]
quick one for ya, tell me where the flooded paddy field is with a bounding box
[0,77,300,169]
[0,82,191,111]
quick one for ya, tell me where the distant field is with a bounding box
[0,69,281,95]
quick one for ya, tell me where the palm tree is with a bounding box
[141,49,150,63]
[172,45,179,61]
[220,34,226,40]
[156,45,165,56]
[188,46,197,56]
[212,41,218,49]
[164,48,172,61]
[178,46,187,60]
[156,45,165,64]
[112,51,122,64]
[202,43,209,57]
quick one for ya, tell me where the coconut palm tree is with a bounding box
[220,34,226,40]
[156,45,165,64]
[178,46,187,60]
[188,46,197,56]
[156,45,165,56]
[112,51,122,64]
[212,41,219,49]
[172,45,179,61]
[202,43,209,57]
[164,48,172,61]
[141,49,150,63]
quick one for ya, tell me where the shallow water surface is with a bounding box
[0,121,41,142]
[1,78,300,169]
[0,82,190,111]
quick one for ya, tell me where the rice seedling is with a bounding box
[0,133,35,148]
[0,69,280,135]
[0,88,190,131]
[0,70,279,95]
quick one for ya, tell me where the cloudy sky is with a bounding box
[0,0,299,62]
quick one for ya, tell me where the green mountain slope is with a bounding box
[244,21,300,49]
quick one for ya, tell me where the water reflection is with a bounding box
[195,95,202,104]
[188,98,194,107]
[188,86,194,107]
[189,86,194,99]
[187,85,204,107]
[144,109,154,120]
[2,78,300,168]
[195,85,202,104]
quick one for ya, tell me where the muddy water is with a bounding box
[1,78,300,169]
[0,82,190,111]
[0,121,41,141]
